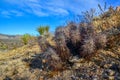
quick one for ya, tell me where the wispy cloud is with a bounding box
[10,10,23,16]
[0,10,24,18]
[46,0,104,14]
[1,11,11,18]
[0,0,117,17]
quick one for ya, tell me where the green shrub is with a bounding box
[45,25,49,33]
[0,44,8,50]
[37,25,50,36]
[21,34,32,45]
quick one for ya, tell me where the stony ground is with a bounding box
[0,44,41,80]
[36,47,120,80]
[0,44,119,80]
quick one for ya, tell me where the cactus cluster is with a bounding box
[41,47,63,71]
[55,22,107,60]
[37,22,108,71]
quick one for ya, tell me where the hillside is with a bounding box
[0,33,21,40]
[0,38,119,80]
[0,6,120,80]
[0,44,40,80]
[0,34,23,51]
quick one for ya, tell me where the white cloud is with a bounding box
[45,0,103,15]
[47,7,69,15]
[29,0,39,3]
[10,10,23,16]
[1,11,11,18]
[1,0,108,17]
[0,10,24,18]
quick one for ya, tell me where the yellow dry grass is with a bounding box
[0,43,41,78]
[0,44,40,61]
[0,35,55,61]
[93,11,120,32]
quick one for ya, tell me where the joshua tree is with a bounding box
[45,25,50,33]
[37,25,50,36]
[37,25,51,52]
[37,26,45,36]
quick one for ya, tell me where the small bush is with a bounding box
[37,25,50,36]
[0,44,8,50]
[21,34,32,45]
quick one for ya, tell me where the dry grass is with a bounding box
[0,44,40,61]
[0,43,41,79]
[93,11,120,32]
[0,7,120,80]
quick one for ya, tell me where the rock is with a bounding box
[109,76,114,80]
[116,76,120,80]
[100,61,106,68]
[109,64,119,72]
[3,76,12,80]
[115,73,120,80]
[104,69,115,76]
[92,78,97,80]
[108,70,115,76]
[69,56,80,63]
[91,66,97,72]
[39,76,44,80]
[104,64,109,68]
[102,72,109,79]
[92,75,98,80]
[71,75,79,80]
[72,63,81,69]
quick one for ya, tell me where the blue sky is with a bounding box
[0,0,120,35]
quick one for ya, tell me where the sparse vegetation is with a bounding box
[0,41,8,50]
[21,34,33,45]
[35,5,120,73]
[37,25,50,36]
[37,25,55,52]
[0,4,120,80]
[54,23,107,60]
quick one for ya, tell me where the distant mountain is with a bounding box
[0,33,22,40]
[0,33,23,50]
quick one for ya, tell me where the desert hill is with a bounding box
[0,6,120,80]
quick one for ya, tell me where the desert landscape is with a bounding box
[0,1,120,80]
